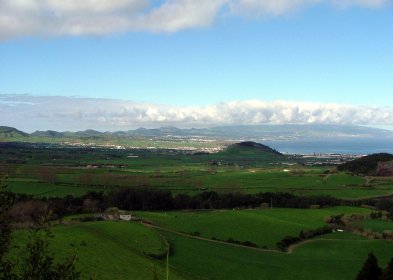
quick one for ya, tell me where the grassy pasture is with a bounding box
[2,145,393,199]
[7,179,102,197]
[359,219,393,233]
[136,207,372,249]
[3,142,393,279]
[11,221,185,280]
[9,211,392,280]
[5,164,393,199]
[10,218,393,280]
[162,230,393,280]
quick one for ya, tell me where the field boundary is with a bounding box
[141,221,362,255]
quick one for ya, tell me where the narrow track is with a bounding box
[141,221,364,255]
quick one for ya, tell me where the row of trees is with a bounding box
[37,189,340,217]
[4,188,342,226]
[9,188,392,228]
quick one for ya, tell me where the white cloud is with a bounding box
[0,0,148,39]
[133,0,227,32]
[330,0,388,8]
[43,0,142,14]
[1,94,393,131]
[0,0,391,39]
[228,0,321,17]
[228,0,390,17]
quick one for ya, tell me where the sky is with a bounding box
[0,0,393,131]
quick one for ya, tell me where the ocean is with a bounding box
[262,138,393,155]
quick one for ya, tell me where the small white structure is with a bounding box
[119,214,133,221]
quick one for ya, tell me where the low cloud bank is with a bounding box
[1,94,392,131]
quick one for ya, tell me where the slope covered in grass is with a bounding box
[0,126,29,138]
[202,141,287,167]
[359,219,393,233]
[162,230,393,280]
[6,179,100,197]
[12,221,185,280]
[137,207,372,249]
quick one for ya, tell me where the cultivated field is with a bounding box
[2,142,393,279]
[136,207,372,249]
[11,221,184,280]
[161,230,393,280]
[10,208,393,280]
[2,144,393,200]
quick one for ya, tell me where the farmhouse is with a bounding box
[98,207,135,221]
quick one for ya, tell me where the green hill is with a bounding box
[74,129,105,137]
[30,130,65,137]
[225,141,282,155]
[137,207,371,249]
[162,230,393,280]
[12,221,185,280]
[0,126,29,138]
[203,141,287,167]
[337,153,393,175]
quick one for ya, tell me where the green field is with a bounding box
[6,178,102,197]
[136,207,372,249]
[11,221,185,280]
[6,168,393,199]
[3,143,393,279]
[359,219,393,233]
[2,144,393,199]
[161,230,393,280]
[10,212,393,280]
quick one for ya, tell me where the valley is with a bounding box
[1,134,393,279]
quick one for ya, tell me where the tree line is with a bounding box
[39,189,340,218]
[9,187,393,225]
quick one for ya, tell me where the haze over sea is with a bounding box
[264,139,393,155]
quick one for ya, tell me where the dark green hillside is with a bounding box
[337,153,393,175]
[30,129,105,138]
[0,126,29,138]
[31,130,65,137]
[203,141,286,167]
[226,141,282,155]
[74,129,105,137]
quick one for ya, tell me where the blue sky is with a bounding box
[0,0,393,130]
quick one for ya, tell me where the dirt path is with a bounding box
[286,237,371,253]
[141,221,362,255]
[142,221,282,254]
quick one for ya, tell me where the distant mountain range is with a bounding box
[1,124,393,141]
[0,126,29,138]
